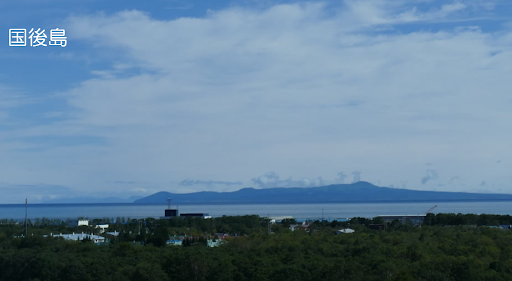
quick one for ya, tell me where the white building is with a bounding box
[272,216,294,223]
[68,219,89,227]
[105,231,119,237]
[48,232,105,243]
[95,224,109,233]
[336,228,355,234]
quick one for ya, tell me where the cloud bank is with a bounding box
[0,1,511,201]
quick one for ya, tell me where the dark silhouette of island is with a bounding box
[134,181,512,204]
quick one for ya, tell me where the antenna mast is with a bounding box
[167,198,172,209]
[25,198,28,237]
[425,205,438,215]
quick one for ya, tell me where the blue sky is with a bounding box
[1,0,512,203]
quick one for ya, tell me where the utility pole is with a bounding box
[322,208,324,222]
[25,198,28,237]
[268,212,271,235]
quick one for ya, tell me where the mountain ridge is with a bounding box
[134,181,512,204]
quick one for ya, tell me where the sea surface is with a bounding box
[1,201,512,221]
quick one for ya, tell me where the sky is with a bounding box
[1,0,512,203]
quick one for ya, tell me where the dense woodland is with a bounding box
[1,213,512,280]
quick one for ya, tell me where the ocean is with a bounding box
[1,201,512,221]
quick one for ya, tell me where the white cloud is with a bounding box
[439,2,466,14]
[251,171,326,188]
[0,183,72,203]
[339,0,474,26]
[1,1,512,200]
[0,86,26,110]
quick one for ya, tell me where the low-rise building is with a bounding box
[105,231,119,237]
[167,239,183,246]
[207,239,224,247]
[68,219,89,227]
[167,236,226,247]
[180,213,210,219]
[377,215,425,225]
[47,232,105,243]
[95,224,109,233]
[368,224,386,230]
[289,222,311,232]
[215,233,229,239]
[336,228,355,234]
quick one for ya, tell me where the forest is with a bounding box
[1,213,512,280]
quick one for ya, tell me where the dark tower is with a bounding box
[164,198,178,217]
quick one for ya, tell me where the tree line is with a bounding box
[0,213,511,280]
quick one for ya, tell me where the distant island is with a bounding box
[134,181,512,204]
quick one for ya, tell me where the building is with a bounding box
[207,239,224,247]
[368,224,386,230]
[166,238,224,247]
[289,222,311,232]
[336,228,355,234]
[165,209,178,217]
[68,219,89,227]
[105,231,119,237]
[377,215,426,225]
[214,233,229,239]
[180,213,210,219]
[95,224,109,233]
[160,208,179,219]
[167,239,183,246]
[272,216,294,223]
[160,204,211,219]
[47,232,105,243]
